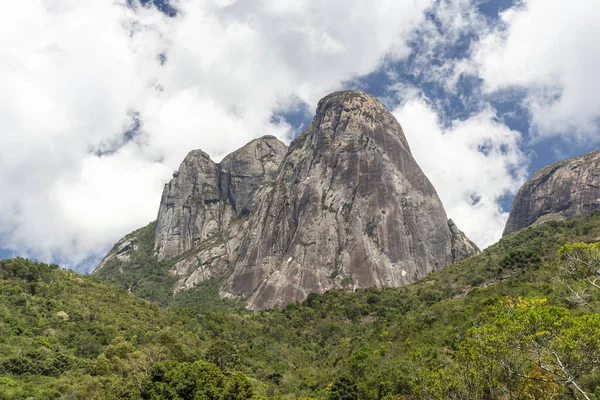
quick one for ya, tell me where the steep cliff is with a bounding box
[219,135,287,216]
[154,150,230,261]
[503,150,600,236]
[95,91,479,310]
[221,91,477,310]
[154,136,287,261]
[152,136,287,292]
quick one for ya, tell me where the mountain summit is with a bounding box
[221,91,477,309]
[96,91,478,309]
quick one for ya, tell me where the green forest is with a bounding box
[2,214,600,399]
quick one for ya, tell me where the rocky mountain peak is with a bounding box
[503,150,600,236]
[96,91,479,310]
[219,135,287,216]
[221,90,477,310]
[312,90,412,153]
[154,135,287,261]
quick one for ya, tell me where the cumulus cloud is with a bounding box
[380,0,599,249]
[0,0,435,270]
[472,0,600,140]
[393,95,528,248]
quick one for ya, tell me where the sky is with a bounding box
[1,0,599,272]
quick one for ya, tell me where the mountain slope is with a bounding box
[3,214,600,398]
[0,258,255,399]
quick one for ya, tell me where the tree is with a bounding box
[223,372,255,400]
[459,297,600,399]
[326,376,362,400]
[205,340,239,370]
[146,360,225,399]
[555,242,600,309]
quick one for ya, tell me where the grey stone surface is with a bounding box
[221,91,476,310]
[154,150,232,261]
[503,150,600,236]
[448,219,480,262]
[170,236,231,293]
[154,137,287,261]
[219,135,287,216]
[96,91,479,310]
[168,220,247,293]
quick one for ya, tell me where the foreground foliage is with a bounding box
[2,214,600,399]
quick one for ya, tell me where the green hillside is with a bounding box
[92,222,247,313]
[2,214,600,399]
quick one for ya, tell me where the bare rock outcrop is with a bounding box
[154,150,231,261]
[221,91,476,310]
[449,219,480,262]
[169,232,234,293]
[94,230,140,272]
[92,221,156,280]
[96,91,479,310]
[154,136,287,261]
[503,150,600,236]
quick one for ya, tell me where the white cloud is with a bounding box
[398,0,488,94]
[394,95,528,249]
[472,0,600,140]
[0,0,435,270]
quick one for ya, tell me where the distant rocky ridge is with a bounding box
[95,91,479,309]
[503,150,600,236]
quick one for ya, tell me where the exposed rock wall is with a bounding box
[503,150,600,236]
[96,91,479,310]
[154,137,287,261]
[219,135,287,216]
[221,91,476,310]
[154,150,232,261]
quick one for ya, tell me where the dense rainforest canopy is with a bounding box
[2,213,600,399]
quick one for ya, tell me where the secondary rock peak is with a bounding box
[503,149,600,236]
[153,136,287,261]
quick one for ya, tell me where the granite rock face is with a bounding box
[96,91,479,310]
[219,135,287,216]
[449,219,480,262]
[221,91,477,310]
[154,150,229,261]
[154,136,287,261]
[95,231,140,272]
[169,232,233,293]
[503,150,600,236]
